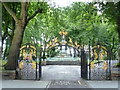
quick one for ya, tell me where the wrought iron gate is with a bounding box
[16,43,41,80]
[81,49,88,79]
[15,31,111,80]
[88,45,111,80]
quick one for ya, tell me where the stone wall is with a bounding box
[2,70,16,80]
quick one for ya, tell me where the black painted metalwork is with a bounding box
[16,31,111,81]
[39,48,42,80]
[81,49,88,79]
[88,40,91,80]
[17,43,40,80]
[88,45,111,80]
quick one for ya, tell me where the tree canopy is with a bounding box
[2,1,120,69]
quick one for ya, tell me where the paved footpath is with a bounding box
[2,80,119,89]
[47,80,90,88]
[41,65,81,81]
[1,65,119,89]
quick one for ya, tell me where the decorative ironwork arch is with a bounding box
[92,45,107,60]
[45,30,81,53]
[19,43,37,60]
[46,43,81,53]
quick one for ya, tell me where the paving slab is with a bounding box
[86,80,118,88]
[47,80,90,88]
[1,65,119,89]
[2,80,50,88]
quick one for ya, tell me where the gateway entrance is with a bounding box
[16,30,111,80]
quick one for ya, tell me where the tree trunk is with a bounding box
[0,3,2,59]
[3,38,8,60]
[117,17,120,43]
[0,31,2,59]
[117,18,120,61]
[118,28,120,43]
[3,2,42,70]
[5,21,24,70]
[118,25,120,61]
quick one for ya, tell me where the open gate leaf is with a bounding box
[102,61,108,70]
[90,62,95,69]
[19,62,24,69]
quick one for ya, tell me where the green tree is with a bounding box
[3,2,48,70]
[98,2,120,60]
[100,2,120,42]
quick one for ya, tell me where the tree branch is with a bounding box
[3,3,18,23]
[27,8,43,23]
[20,2,27,22]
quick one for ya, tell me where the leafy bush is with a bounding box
[115,62,120,67]
[0,59,7,66]
[0,59,7,70]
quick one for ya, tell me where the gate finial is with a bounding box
[59,30,68,36]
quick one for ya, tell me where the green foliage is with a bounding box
[116,62,120,67]
[22,2,119,59]
[2,2,119,60]
[0,59,7,70]
[99,2,120,22]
